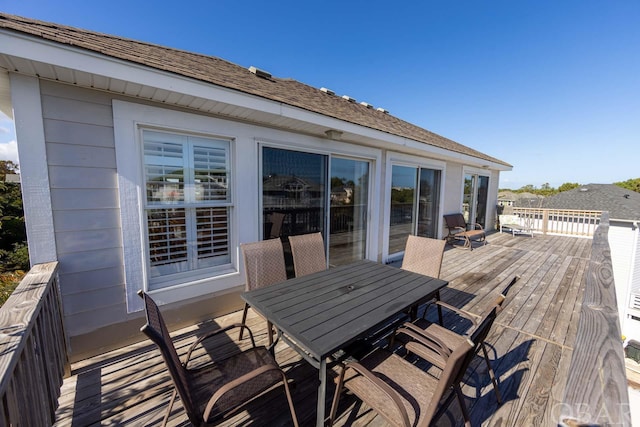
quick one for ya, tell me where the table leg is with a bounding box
[316,358,327,427]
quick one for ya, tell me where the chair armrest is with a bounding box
[433,301,479,326]
[343,361,411,427]
[396,325,449,368]
[203,362,287,420]
[396,324,451,360]
[473,223,484,230]
[185,323,256,366]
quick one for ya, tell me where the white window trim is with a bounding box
[383,152,447,263]
[113,100,239,312]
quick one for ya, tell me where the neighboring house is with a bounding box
[0,13,511,360]
[541,184,640,340]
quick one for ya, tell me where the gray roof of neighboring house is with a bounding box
[541,184,640,221]
[0,13,511,168]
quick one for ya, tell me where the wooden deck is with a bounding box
[54,232,592,426]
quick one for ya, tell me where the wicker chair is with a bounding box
[443,213,486,250]
[399,235,446,320]
[329,330,475,427]
[138,291,298,427]
[288,232,327,277]
[239,238,287,345]
[396,276,519,405]
[401,235,446,278]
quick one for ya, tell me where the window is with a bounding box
[142,130,232,289]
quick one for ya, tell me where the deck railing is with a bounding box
[0,262,69,426]
[560,213,631,426]
[510,207,602,237]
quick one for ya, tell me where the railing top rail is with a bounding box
[0,261,59,393]
[559,212,631,426]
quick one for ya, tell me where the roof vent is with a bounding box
[248,66,272,79]
[376,107,389,114]
[579,187,589,192]
[360,102,374,109]
[624,194,630,199]
[320,87,335,95]
[342,95,356,102]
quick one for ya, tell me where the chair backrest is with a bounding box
[469,300,503,351]
[443,213,467,229]
[401,235,446,278]
[138,291,200,425]
[421,338,474,426]
[241,238,287,292]
[288,232,327,277]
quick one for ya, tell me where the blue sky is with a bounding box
[1,0,638,189]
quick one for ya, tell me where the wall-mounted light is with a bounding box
[325,130,343,140]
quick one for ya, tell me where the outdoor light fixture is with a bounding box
[325,130,343,140]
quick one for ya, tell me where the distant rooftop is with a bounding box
[541,184,640,221]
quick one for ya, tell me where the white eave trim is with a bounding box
[0,29,511,171]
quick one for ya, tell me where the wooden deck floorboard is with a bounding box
[54,232,590,426]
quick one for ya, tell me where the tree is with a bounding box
[0,160,18,180]
[614,178,640,193]
[0,161,28,272]
[558,182,580,193]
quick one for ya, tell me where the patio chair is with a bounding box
[288,232,327,277]
[401,235,446,320]
[329,330,474,427]
[443,213,486,250]
[138,291,298,427]
[395,276,520,404]
[239,238,287,345]
[401,235,446,278]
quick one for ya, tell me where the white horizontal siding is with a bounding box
[57,247,123,275]
[55,228,122,254]
[60,266,125,296]
[50,188,119,210]
[47,143,116,168]
[40,81,128,338]
[49,166,117,188]
[44,119,114,147]
[53,209,121,232]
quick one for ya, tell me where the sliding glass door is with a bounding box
[329,158,369,265]
[464,173,489,228]
[262,147,370,267]
[389,165,441,255]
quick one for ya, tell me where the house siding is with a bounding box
[606,222,640,340]
[39,82,247,360]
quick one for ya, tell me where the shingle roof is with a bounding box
[541,184,640,220]
[0,13,511,168]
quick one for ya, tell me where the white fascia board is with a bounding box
[1,30,510,171]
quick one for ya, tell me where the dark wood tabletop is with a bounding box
[242,259,448,426]
[242,259,448,361]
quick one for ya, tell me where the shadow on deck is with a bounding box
[54,232,592,426]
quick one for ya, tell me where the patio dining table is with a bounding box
[241,259,448,426]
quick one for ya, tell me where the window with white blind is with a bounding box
[142,129,231,289]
